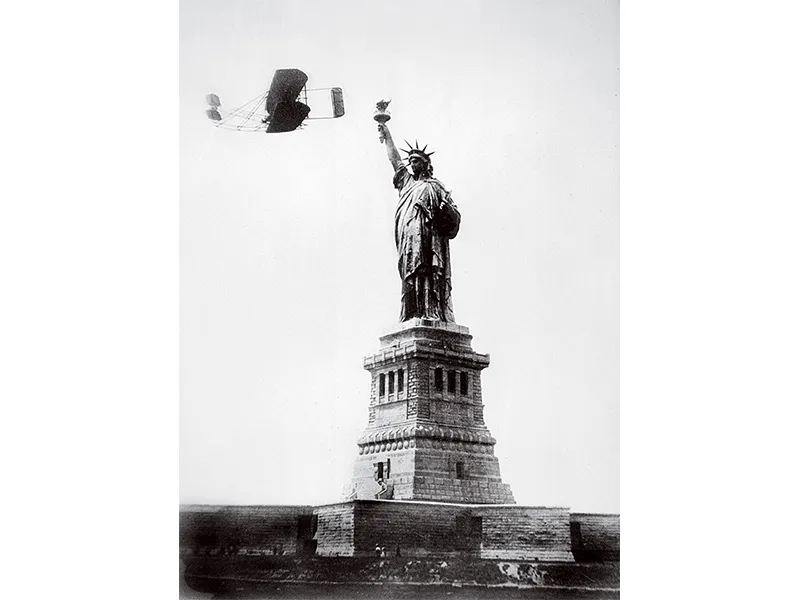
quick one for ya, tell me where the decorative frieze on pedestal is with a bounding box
[350,318,515,504]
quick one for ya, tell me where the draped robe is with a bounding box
[392,166,461,322]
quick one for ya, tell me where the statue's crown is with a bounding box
[401,140,435,164]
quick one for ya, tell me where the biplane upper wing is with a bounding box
[265,69,309,116]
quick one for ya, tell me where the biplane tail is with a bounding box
[205,93,222,121]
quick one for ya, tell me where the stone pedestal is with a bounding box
[350,318,514,504]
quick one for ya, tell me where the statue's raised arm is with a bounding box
[378,123,404,173]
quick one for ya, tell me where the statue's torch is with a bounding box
[374,99,391,143]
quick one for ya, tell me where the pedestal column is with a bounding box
[350,318,514,504]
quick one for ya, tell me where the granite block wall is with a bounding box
[180,503,617,563]
[351,448,417,500]
[314,502,355,556]
[179,505,313,556]
[351,444,514,504]
[570,513,620,562]
[351,500,482,558]
[320,500,574,562]
[476,506,574,561]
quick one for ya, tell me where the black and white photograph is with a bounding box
[180,0,619,597]
[11,1,800,600]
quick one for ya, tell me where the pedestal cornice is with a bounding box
[366,319,489,371]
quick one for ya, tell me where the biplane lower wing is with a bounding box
[266,101,311,133]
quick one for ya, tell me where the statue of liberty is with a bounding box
[376,103,461,323]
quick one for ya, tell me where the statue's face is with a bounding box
[409,156,427,177]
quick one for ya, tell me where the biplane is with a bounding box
[205,68,344,133]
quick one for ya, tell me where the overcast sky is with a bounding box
[180,0,619,513]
